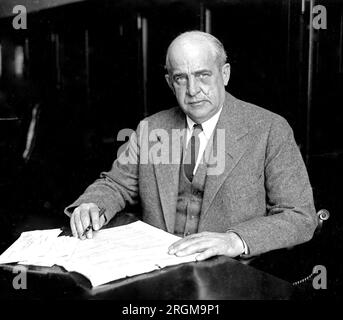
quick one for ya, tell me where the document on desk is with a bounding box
[0,228,63,266]
[62,221,197,287]
[0,221,197,287]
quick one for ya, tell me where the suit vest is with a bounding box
[174,155,208,237]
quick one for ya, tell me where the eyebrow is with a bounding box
[194,69,212,76]
[172,69,212,77]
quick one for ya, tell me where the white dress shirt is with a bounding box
[185,106,223,175]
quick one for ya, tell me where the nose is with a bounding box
[186,76,200,97]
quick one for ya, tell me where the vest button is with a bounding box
[193,190,203,197]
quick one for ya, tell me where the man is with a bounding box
[65,31,317,260]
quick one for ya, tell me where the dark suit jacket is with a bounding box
[65,92,317,256]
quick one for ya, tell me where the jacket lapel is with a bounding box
[153,108,185,233]
[200,93,250,220]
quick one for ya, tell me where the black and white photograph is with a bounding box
[0,0,342,304]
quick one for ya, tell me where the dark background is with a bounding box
[0,0,342,299]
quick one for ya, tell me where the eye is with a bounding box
[174,75,187,85]
[199,73,210,79]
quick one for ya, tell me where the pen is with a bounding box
[82,207,106,237]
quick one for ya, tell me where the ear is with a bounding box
[221,63,231,86]
[165,74,175,94]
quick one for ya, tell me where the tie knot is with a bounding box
[193,123,203,132]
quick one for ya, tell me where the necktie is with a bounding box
[184,123,203,182]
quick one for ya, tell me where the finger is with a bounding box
[168,233,207,254]
[168,239,185,254]
[195,247,218,261]
[86,228,93,239]
[99,214,106,228]
[80,207,91,231]
[75,218,86,239]
[89,206,100,231]
[175,239,212,257]
[70,211,78,238]
[169,237,202,254]
[74,208,87,239]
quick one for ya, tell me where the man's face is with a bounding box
[166,40,230,123]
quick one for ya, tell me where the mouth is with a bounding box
[187,100,206,107]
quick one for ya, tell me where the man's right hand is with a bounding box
[70,203,106,240]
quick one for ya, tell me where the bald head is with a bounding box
[165,31,227,74]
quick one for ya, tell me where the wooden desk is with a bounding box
[0,212,302,300]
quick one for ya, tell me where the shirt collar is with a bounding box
[186,106,223,140]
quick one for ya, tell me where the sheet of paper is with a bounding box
[0,229,62,266]
[0,221,197,287]
[18,235,80,267]
[62,221,197,287]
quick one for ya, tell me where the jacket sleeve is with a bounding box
[230,116,318,256]
[64,121,145,225]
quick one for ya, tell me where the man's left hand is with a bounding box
[168,231,245,261]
